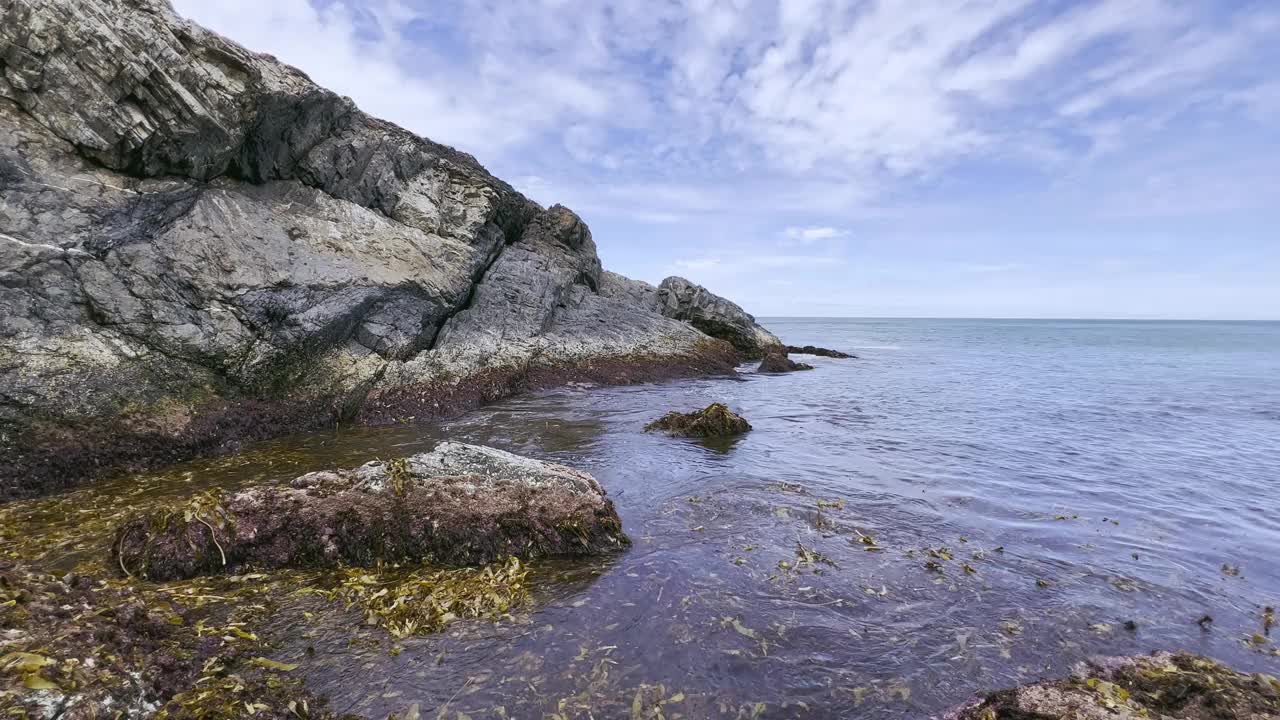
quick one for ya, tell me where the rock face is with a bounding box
[0,0,776,499]
[113,443,628,581]
[644,403,752,438]
[758,351,814,373]
[941,652,1280,720]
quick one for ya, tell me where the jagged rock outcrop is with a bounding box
[655,277,781,358]
[599,272,781,358]
[113,443,629,581]
[0,0,777,498]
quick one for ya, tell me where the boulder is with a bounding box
[644,403,752,438]
[112,443,629,581]
[941,652,1280,720]
[758,351,814,373]
[785,345,856,359]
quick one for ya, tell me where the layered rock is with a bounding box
[113,443,628,581]
[0,0,776,498]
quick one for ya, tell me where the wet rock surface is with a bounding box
[785,345,856,359]
[942,652,1280,719]
[644,403,752,438]
[0,0,774,499]
[113,443,628,581]
[758,351,815,373]
[0,560,352,719]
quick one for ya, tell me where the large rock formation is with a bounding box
[113,443,628,581]
[0,0,777,498]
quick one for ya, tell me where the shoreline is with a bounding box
[1,342,741,502]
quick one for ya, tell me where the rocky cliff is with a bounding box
[0,0,780,499]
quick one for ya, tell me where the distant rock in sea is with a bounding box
[785,345,856,359]
[0,0,779,498]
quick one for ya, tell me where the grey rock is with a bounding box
[656,276,782,358]
[0,0,776,498]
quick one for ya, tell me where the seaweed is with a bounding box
[644,403,752,438]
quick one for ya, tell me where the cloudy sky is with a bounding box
[173,0,1279,319]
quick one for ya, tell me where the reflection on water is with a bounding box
[3,319,1279,717]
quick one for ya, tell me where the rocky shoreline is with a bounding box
[0,0,778,500]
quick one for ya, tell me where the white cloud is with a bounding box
[168,0,1280,318]
[781,226,848,244]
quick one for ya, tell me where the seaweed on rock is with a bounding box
[943,652,1280,719]
[644,403,752,438]
[112,443,629,581]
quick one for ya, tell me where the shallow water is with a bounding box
[7,318,1280,717]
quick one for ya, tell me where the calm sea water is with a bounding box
[14,318,1280,717]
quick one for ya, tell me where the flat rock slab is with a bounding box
[645,403,752,438]
[941,652,1280,719]
[113,443,629,581]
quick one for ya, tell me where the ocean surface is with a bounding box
[12,318,1280,717]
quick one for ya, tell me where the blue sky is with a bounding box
[174,0,1279,319]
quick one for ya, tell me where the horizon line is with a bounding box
[755,316,1280,323]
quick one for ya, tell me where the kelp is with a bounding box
[0,560,350,719]
[309,557,531,638]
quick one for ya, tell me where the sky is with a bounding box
[171,0,1280,319]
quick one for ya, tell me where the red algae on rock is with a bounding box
[112,443,629,581]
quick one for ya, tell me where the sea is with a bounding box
[14,318,1280,717]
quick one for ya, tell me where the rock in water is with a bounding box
[645,404,752,438]
[785,345,856,359]
[0,0,777,499]
[758,351,815,374]
[112,443,629,581]
[941,652,1280,720]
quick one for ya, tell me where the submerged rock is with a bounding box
[0,560,351,719]
[942,652,1280,719]
[644,403,752,438]
[758,351,814,374]
[112,443,628,581]
[785,345,856,359]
